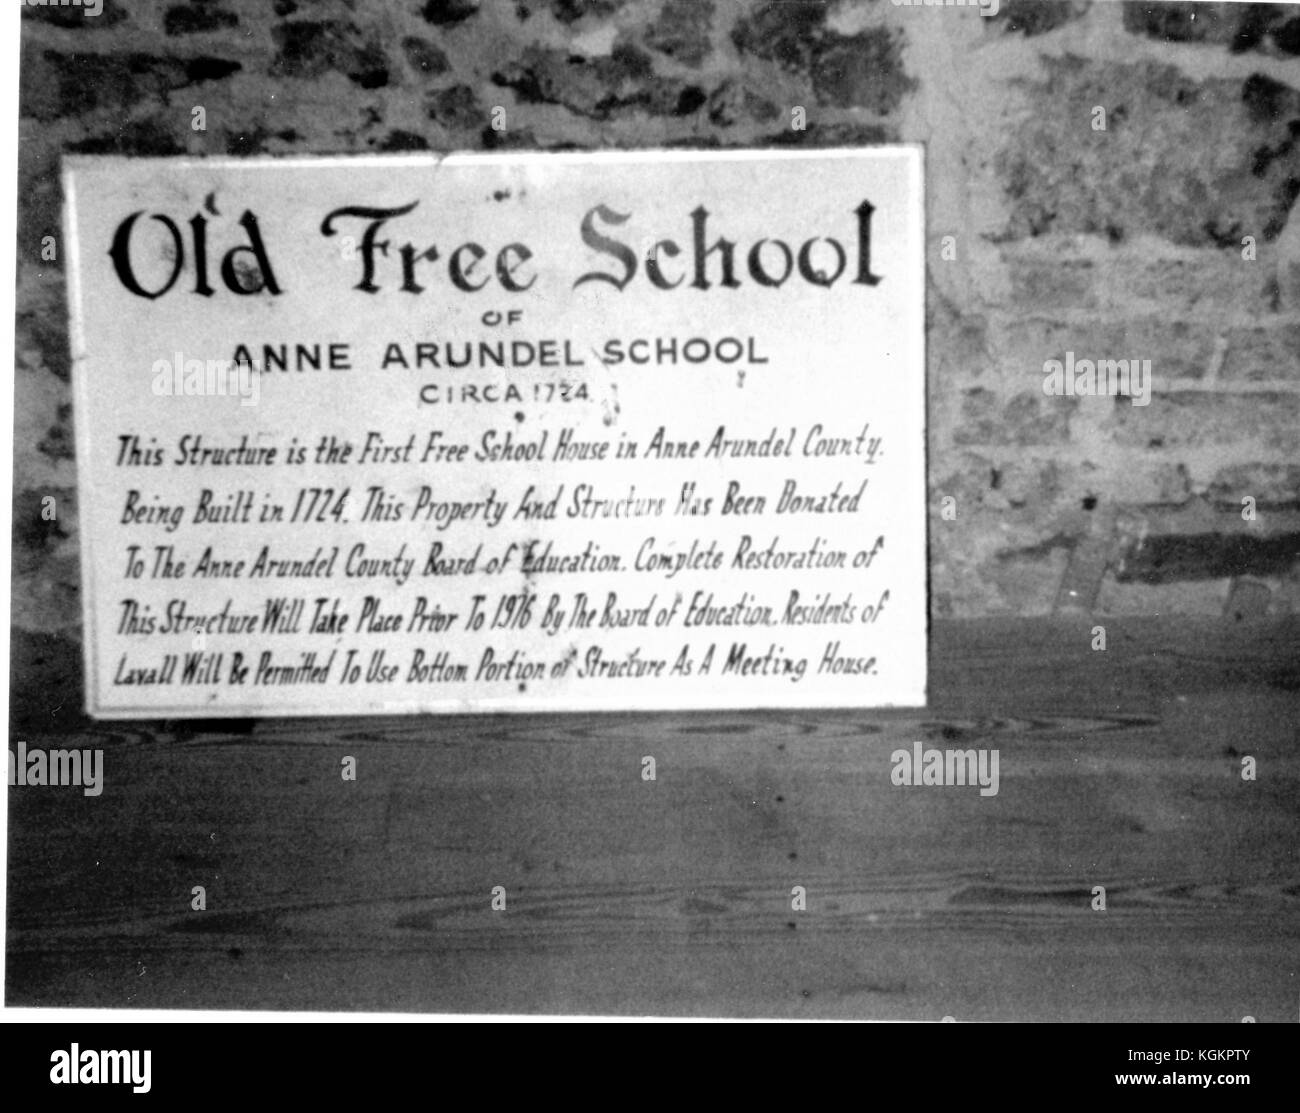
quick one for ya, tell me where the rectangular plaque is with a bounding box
[64,149,926,717]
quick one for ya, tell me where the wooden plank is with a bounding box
[7,617,1300,1018]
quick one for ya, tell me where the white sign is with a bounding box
[64,150,926,717]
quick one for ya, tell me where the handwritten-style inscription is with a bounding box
[64,150,926,717]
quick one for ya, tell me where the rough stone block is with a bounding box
[1112,392,1300,451]
[402,36,451,78]
[995,0,1092,37]
[165,3,239,36]
[1123,1,1300,56]
[996,59,1300,246]
[271,21,389,88]
[1220,324,1300,382]
[646,0,714,68]
[1208,463,1300,509]
[955,387,1076,446]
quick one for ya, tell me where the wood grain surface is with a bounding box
[7,617,1299,1019]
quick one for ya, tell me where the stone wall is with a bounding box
[15,0,1300,654]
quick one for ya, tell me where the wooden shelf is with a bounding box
[8,617,1299,1019]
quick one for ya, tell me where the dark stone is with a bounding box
[1276,17,1300,54]
[812,27,913,112]
[1122,1,1219,42]
[402,36,450,76]
[1221,2,1279,53]
[67,118,186,156]
[185,56,243,83]
[601,77,701,118]
[34,422,71,461]
[427,84,483,130]
[761,121,896,147]
[226,127,271,156]
[492,63,546,105]
[37,50,241,112]
[1123,1,1300,55]
[673,85,708,116]
[551,0,624,23]
[38,405,75,462]
[607,41,654,80]
[706,80,781,127]
[1115,532,1300,582]
[32,50,217,116]
[271,22,389,89]
[379,130,431,151]
[480,124,541,150]
[17,297,70,379]
[645,0,714,68]
[491,43,699,121]
[421,0,479,25]
[350,46,390,89]
[273,22,344,74]
[218,123,297,156]
[733,4,912,112]
[731,0,826,72]
[1242,72,1297,123]
[21,2,128,28]
[997,0,1091,36]
[164,4,239,36]
[663,135,723,149]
